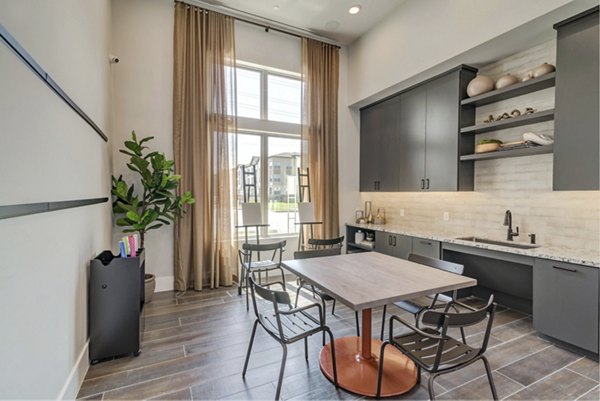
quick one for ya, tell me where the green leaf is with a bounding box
[126,211,140,222]
[139,136,155,145]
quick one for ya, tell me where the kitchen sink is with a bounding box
[456,236,541,249]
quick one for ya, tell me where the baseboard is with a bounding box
[156,275,174,292]
[58,340,89,400]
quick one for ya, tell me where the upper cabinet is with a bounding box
[360,66,476,192]
[553,7,599,191]
[360,95,401,191]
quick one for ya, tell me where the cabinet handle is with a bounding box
[419,240,432,246]
[421,179,425,190]
[388,236,392,246]
[426,178,430,190]
[393,236,397,247]
[552,265,578,273]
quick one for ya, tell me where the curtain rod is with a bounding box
[175,0,342,49]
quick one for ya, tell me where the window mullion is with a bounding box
[261,71,268,121]
[260,134,269,238]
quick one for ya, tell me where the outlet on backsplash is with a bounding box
[443,212,450,221]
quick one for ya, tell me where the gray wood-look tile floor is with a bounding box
[78,283,599,400]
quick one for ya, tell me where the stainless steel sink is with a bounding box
[456,236,541,249]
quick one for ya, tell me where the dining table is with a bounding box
[282,251,477,397]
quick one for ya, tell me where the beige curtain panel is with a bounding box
[173,2,237,291]
[301,38,340,239]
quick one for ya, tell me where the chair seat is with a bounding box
[299,281,334,301]
[392,327,478,372]
[394,293,454,315]
[259,310,321,342]
[244,260,280,271]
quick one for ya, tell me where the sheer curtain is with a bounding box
[301,38,340,239]
[173,2,237,290]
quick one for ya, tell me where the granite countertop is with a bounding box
[346,222,600,268]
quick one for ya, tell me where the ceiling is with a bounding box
[197,0,406,44]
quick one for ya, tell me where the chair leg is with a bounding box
[294,283,302,308]
[304,337,308,361]
[245,271,250,311]
[427,372,439,401]
[481,356,498,400]
[376,341,389,398]
[380,304,387,341]
[322,298,327,346]
[416,365,422,385]
[355,311,360,336]
[279,267,286,290]
[325,328,338,387]
[242,320,259,377]
[331,299,336,315]
[275,343,288,401]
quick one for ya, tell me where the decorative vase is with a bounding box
[495,74,519,89]
[144,273,156,304]
[466,75,494,97]
[532,62,555,78]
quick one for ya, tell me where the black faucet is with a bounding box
[503,210,519,241]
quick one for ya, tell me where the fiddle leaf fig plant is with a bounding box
[111,131,195,248]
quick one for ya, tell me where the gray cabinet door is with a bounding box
[393,234,412,260]
[425,71,461,191]
[398,86,426,191]
[375,232,395,256]
[553,10,599,190]
[360,96,400,191]
[411,238,441,259]
[533,259,599,353]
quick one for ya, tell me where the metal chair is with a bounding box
[293,236,360,340]
[376,295,497,400]
[243,276,338,401]
[239,240,286,311]
[380,253,465,340]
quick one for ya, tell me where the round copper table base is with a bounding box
[319,336,418,397]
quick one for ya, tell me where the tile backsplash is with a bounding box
[358,40,600,255]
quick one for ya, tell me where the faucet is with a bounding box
[503,210,519,241]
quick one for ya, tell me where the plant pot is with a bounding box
[144,273,156,304]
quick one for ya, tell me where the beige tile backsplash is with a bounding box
[358,40,600,255]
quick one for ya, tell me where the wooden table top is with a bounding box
[283,252,477,311]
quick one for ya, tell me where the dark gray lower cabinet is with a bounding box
[375,232,411,259]
[533,259,599,353]
[411,238,441,259]
[553,8,599,190]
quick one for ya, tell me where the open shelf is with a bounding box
[347,242,375,251]
[460,144,553,161]
[461,73,556,107]
[460,109,554,135]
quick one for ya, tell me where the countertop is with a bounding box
[346,223,600,268]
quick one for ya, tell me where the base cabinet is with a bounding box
[375,233,411,259]
[89,250,145,362]
[533,259,599,353]
[411,238,441,259]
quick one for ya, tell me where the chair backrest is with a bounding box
[307,236,344,249]
[248,276,291,339]
[420,295,496,370]
[408,253,464,275]
[293,247,341,260]
[240,240,286,267]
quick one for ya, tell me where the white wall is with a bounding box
[347,0,597,106]
[0,0,112,398]
[111,0,175,289]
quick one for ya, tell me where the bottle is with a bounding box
[374,209,384,224]
[355,230,365,244]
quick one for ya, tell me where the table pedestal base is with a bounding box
[319,336,417,397]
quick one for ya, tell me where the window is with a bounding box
[235,63,302,237]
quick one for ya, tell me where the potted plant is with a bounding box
[111,131,195,302]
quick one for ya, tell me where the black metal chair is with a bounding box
[239,240,286,311]
[243,276,338,401]
[380,253,465,340]
[376,295,497,400]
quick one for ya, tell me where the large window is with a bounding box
[235,63,302,237]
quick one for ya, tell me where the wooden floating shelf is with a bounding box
[460,109,554,135]
[460,144,553,161]
[461,72,556,107]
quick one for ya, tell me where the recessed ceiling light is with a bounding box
[349,5,361,15]
[273,5,280,11]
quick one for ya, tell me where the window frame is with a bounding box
[235,62,302,239]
